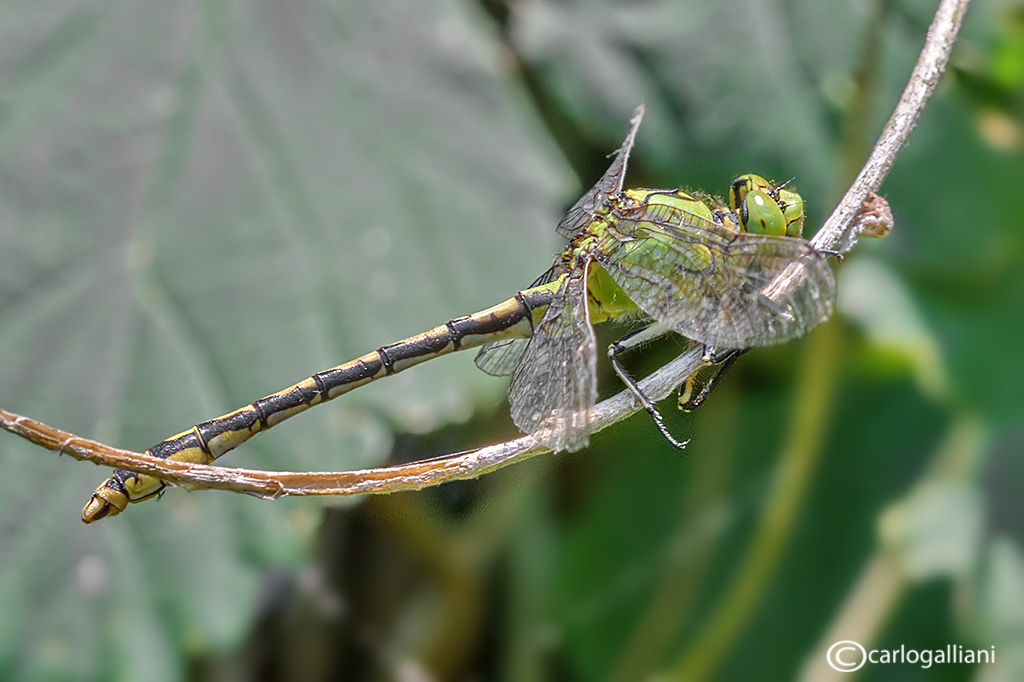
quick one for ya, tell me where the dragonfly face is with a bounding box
[730,173,805,238]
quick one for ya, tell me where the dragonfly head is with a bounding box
[730,174,805,238]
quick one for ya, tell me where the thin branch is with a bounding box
[0,346,702,499]
[813,0,968,253]
[0,0,968,502]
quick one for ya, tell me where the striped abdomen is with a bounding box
[81,283,559,523]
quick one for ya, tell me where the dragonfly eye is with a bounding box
[740,189,787,236]
[729,174,771,213]
[730,174,805,238]
[777,187,805,237]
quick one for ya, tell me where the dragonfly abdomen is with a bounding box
[81,285,559,523]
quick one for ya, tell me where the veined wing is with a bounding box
[474,266,565,377]
[475,338,529,377]
[556,105,645,239]
[597,205,836,349]
[508,261,597,452]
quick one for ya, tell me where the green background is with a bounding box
[0,0,1022,680]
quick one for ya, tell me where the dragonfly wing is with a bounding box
[556,105,646,239]
[474,265,566,376]
[599,212,836,349]
[508,262,597,452]
[475,338,529,376]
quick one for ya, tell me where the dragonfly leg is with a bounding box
[702,346,741,364]
[608,324,689,449]
[678,347,743,412]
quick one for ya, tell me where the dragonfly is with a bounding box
[82,105,836,523]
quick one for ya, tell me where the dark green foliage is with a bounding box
[0,0,1019,680]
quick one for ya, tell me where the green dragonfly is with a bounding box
[82,105,835,523]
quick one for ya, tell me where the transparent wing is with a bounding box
[556,105,645,239]
[474,338,529,376]
[474,266,564,376]
[597,206,836,349]
[508,261,597,452]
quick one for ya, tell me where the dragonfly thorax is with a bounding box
[619,188,718,225]
[597,178,804,241]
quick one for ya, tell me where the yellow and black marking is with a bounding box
[81,283,560,523]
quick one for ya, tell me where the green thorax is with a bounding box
[574,187,718,323]
[570,175,806,324]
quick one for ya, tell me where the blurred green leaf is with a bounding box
[0,0,566,678]
[880,479,985,580]
[887,95,1024,424]
[972,537,1024,682]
